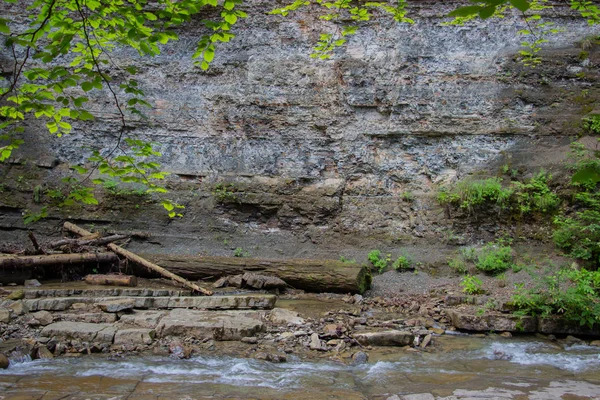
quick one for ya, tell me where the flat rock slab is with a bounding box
[96,299,135,313]
[118,311,167,329]
[269,308,305,325]
[41,321,116,343]
[166,295,277,310]
[354,330,415,347]
[22,288,190,299]
[447,310,537,333]
[114,328,155,345]
[56,312,117,324]
[24,295,276,312]
[157,309,265,341]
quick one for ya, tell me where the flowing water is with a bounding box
[1,336,599,399]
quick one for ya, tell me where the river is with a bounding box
[1,335,599,399]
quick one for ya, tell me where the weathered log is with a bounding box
[48,234,128,249]
[0,252,119,268]
[140,255,372,294]
[63,222,212,296]
[84,274,138,287]
[107,244,213,296]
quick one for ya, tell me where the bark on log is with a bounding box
[63,222,212,296]
[48,234,128,249]
[140,255,372,294]
[107,244,213,296]
[0,252,119,268]
[84,274,137,287]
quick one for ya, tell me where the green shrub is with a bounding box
[368,250,390,273]
[476,242,514,274]
[392,255,413,271]
[437,171,559,217]
[512,170,560,215]
[583,114,600,135]
[511,267,600,329]
[448,255,468,274]
[461,275,484,295]
[553,146,600,268]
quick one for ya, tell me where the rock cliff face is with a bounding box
[1,1,600,258]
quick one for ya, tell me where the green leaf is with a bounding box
[0,19,10,34]
[509,0,531,12]
[81,81,94,92]
[479,5,497,19]
[572,167,600,185]
[448,5,481,17]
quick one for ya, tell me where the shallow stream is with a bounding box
[1,336,599,399]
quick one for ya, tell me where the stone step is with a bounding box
[20,288,191,299]
[23,294,277,312]
[41,321,116,343]
[156,309,265,341]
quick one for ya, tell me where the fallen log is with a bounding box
[140,255,372,294]
[63,222,212,296]
[48,234,128,249]
[84,274,137,287]
[0,252,119,268]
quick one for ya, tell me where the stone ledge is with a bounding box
[23,295,277,312]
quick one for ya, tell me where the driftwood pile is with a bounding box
[1,222,372,294]
[0,222,212,295]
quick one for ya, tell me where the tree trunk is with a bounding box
[140,255,372,294]
[84,274,137,287]
[0,252,118,268]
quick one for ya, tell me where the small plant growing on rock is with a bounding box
[476,241,514,275]
[448,255,468,275]
[212,183,237,203]
[392,254,413,271]
[368,250,391,273]
[401,191,414,203]
[461,275,484,295]
[339,256,356,264]
[233,247,249,257]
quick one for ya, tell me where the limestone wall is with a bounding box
[1,1,599,256]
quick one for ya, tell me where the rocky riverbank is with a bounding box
[1,277,599,370]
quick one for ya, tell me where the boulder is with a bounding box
[351,351,369,365]
[537,317,600,336]
[269,308,305,325]
[229,275,243,288]
[446,310,536,333]
[0,354,8,369]
[24,279,42,287]
[157,309,264,341]
[0,310,11,323]
[9,300,28,316]
[30,311,53,326]
[309,333,326,351]
[242,273,287,290]
[114,329,155,345]
[354,330,415,347]
[213,277,229,288]
[36,346,53,360]
[41,321,116,343]
[6,290,24,300]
